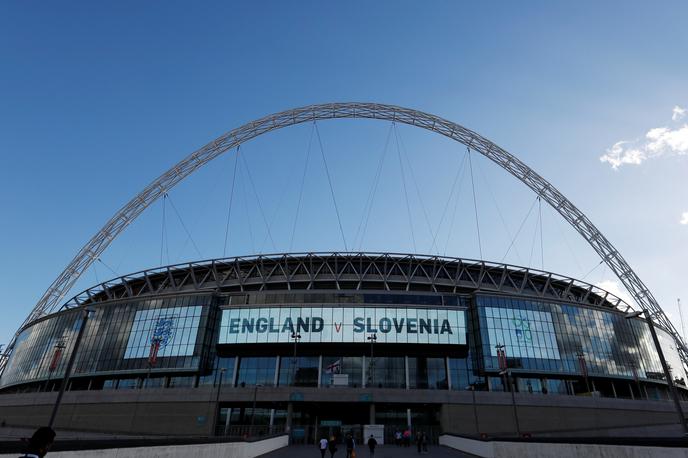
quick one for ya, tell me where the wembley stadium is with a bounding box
[1,253,687,441]
[1,103,687,442]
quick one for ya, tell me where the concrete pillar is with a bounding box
[611,380,617,398]
[369,404,376,425]
[274,356,280,386]
[224,407,232,436]
[286,402,293,433]
[318,355,323,388]
[231,356,239,387]
[445,357,452,390]
[362,355,366,388]
[406,408,412,428]
[405,356,410,389]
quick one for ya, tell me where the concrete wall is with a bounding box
[439,391,687,437]
[439,434,688,458]
[1,386,686,438]
[0,388,218,436]
[0,434,288,458]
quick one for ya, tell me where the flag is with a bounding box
[326,359,341,374]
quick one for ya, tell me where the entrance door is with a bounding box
[293,403,369,445]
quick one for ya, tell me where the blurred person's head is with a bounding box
[26,426,55,457]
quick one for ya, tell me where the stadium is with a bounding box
[1,103,687,442]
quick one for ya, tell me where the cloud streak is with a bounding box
[681,212,688,225]
[600,106,688,169]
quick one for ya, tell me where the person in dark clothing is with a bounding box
[421,432,428,453]
[403,429,411,447]
[345,433,355,458]
[20,426,55,458]
[367,434,377,457]
[328,436,338,458]
[416,431,422,454]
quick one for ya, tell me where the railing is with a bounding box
[215,424,285,440]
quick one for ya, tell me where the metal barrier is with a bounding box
[215,424,285,440]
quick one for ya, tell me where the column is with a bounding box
[274,356,280,386]
[369,404,376,425]
[405,356,410,390]
[445,357,452,391]
[362,355,367,388]
[406,408,412,428]
[286,402,293,434]
[318,355,323,388]
[231,356,239,387]
[223,408,232,436]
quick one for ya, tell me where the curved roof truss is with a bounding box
[5,102,686,365]
[60,252,632,312]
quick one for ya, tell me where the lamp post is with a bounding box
[576,352,591,393]
[249,383,264,435]
[45,338,66,392]
[625,310,688,435]
[495,344,507,392]
[496,344,520,436]
[213,367,227,436]
[367,333,377,387]
[291,332,301,386]
[48,307,92,428]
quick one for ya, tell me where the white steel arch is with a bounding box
[4,102,686,364]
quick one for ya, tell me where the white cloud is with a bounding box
[595,280,636,307]
[681,212,688,225]
[600,106,688,169]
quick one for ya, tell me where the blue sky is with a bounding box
[1,1,687,345]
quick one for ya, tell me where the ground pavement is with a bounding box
[258,444,476,458]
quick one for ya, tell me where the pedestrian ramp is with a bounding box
[257,444,477,458]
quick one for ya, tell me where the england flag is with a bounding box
[325,359,341,374]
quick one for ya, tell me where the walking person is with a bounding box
[416,431,422,454]
[367,434,377,457]
[421,431,428,454]
[345,433,356,458]
[328,436,338,458]
[394,430,402,446]
[403,428,411,447]
[319,436,329,458]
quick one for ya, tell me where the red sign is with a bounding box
[148,340,161,366]
[497,349,507,371]
[49,347,63,372]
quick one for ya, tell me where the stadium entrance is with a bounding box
[288,402,441,445]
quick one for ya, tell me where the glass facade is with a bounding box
[278,356,319,387]
[0,295,213,388]
[2,289,686,404]
[476,295,686,384]
[408,357,448,389]
[321,356,363,388]
[368,356,406,388]
[235,357,277,387]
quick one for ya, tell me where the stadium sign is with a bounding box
[219,307,466,345]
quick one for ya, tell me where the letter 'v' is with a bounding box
[334,322,342,333]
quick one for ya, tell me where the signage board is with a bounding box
[218,307,466,345]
